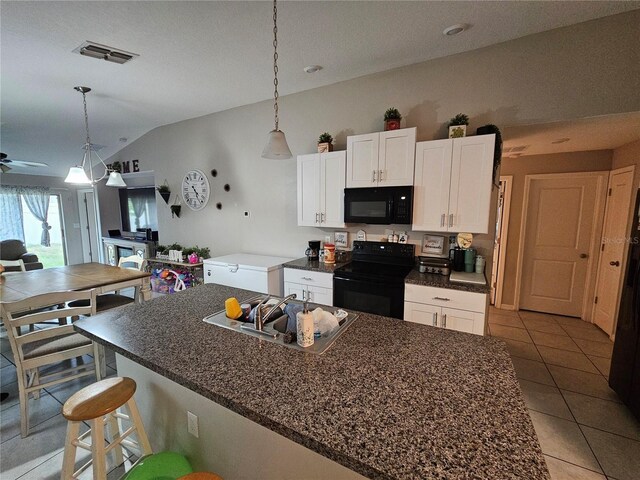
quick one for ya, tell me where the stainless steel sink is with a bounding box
[203,295,358,355]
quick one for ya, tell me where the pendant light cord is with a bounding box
[272,0,279,131]
[81,90,92,147]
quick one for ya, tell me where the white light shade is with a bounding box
[261,130,292,159]
[106,171,127,187]
[64,166,91,184]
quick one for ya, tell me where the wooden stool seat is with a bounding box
[63,377,136,421]
[61,377,152,479]
[179,473,224,480]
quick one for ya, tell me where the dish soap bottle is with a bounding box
[296,302,314,348]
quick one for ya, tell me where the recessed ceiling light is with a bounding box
[303,65,322,74]
[443,24,468,36]
[551,138,570,144]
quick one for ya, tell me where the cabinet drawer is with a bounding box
[405,283,486,313]
[284,268,333,289]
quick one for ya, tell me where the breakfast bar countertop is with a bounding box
[74,284,548,480]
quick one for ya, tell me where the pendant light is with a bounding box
[261,0,292,159]
[65,86,127,187]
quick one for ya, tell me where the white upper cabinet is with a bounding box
[297,151,346,228]
[449,136,495,233]
[346,128,416,188]
[412,134,495,234]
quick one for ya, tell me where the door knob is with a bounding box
[579,253,588,259]
[610,261,620,267]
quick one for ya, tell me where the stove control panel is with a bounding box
[352,241,415,259]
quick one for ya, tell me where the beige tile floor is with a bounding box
[489,306,640,480]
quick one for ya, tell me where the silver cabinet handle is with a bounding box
[372,170,376,183]
[228,264,239,273]
[443,314,447,328]
[449,214,454,227]
[441,214,445,227]
[432,312,437,326]
[315,213,319,224]
[432,297,451,301]
[321,212,325,223]
[379,169,384,181]
[306,290,312,301]
[302,290,306,300]
[301,276,313,281]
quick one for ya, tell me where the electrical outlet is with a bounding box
[243,210,251,218]
[187,411,199,438]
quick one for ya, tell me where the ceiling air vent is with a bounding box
[73,41,138,65]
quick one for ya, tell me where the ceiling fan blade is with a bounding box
[8,160,49,168]
[0,164,11,173]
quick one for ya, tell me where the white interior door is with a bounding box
[593,167,635,336]
[519,174,604,317]
[78,189,99,263]
[297,154,320,227]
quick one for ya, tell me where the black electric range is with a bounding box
[333,241,415,319]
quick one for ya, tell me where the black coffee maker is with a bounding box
[305,240,321,261]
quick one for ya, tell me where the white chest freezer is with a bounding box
[203,253,294,296]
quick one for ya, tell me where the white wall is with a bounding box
[103,11,640,260]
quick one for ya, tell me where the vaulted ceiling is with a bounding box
[2,1,638,176]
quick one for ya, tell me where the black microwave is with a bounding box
[344,186,413,225]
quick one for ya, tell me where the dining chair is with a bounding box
[0,289,103,437]
[0,258,26,272]
[69,255,147,314]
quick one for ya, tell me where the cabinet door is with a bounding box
[412,139,453,232]
[441,307,485,335]
[448,135,495,233]
[320,151,346,228]
[284,281,306,301]
[346,133,379,188]
[404,301,441,327]
[378,127,416,187]
[306,284,333,306]
[297,154,321,226]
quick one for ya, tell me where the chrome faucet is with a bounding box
[254,293,297,331]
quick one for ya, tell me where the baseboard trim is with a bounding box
[496,304,517,311]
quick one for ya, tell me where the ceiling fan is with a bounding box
[0,152,48,173]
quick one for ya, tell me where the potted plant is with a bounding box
[170,200,181,219]
[157,180,171,204]
[448,113,469,138]
[317,133,334,153]
[384,108,402,131]
[476,124,503,185]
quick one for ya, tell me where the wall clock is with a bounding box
[181,169,210,211]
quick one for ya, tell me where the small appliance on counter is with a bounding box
[418,256,451,275]
[449,271,487,286]
[305,240,321,261]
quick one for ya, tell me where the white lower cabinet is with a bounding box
[283,268,333,306]
[404,283,487,335]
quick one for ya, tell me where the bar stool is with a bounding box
[61,377,152,479]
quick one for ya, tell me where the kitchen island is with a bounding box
[74,284,548,480]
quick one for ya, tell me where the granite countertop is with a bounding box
[74,284,547,480]
[405,269,492,294]
[283,257,349,273]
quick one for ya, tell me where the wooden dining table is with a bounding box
[0,262,152,304]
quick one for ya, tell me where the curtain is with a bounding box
[0,187,25,241]
[129,193,146,230]
[22,186,51,246]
